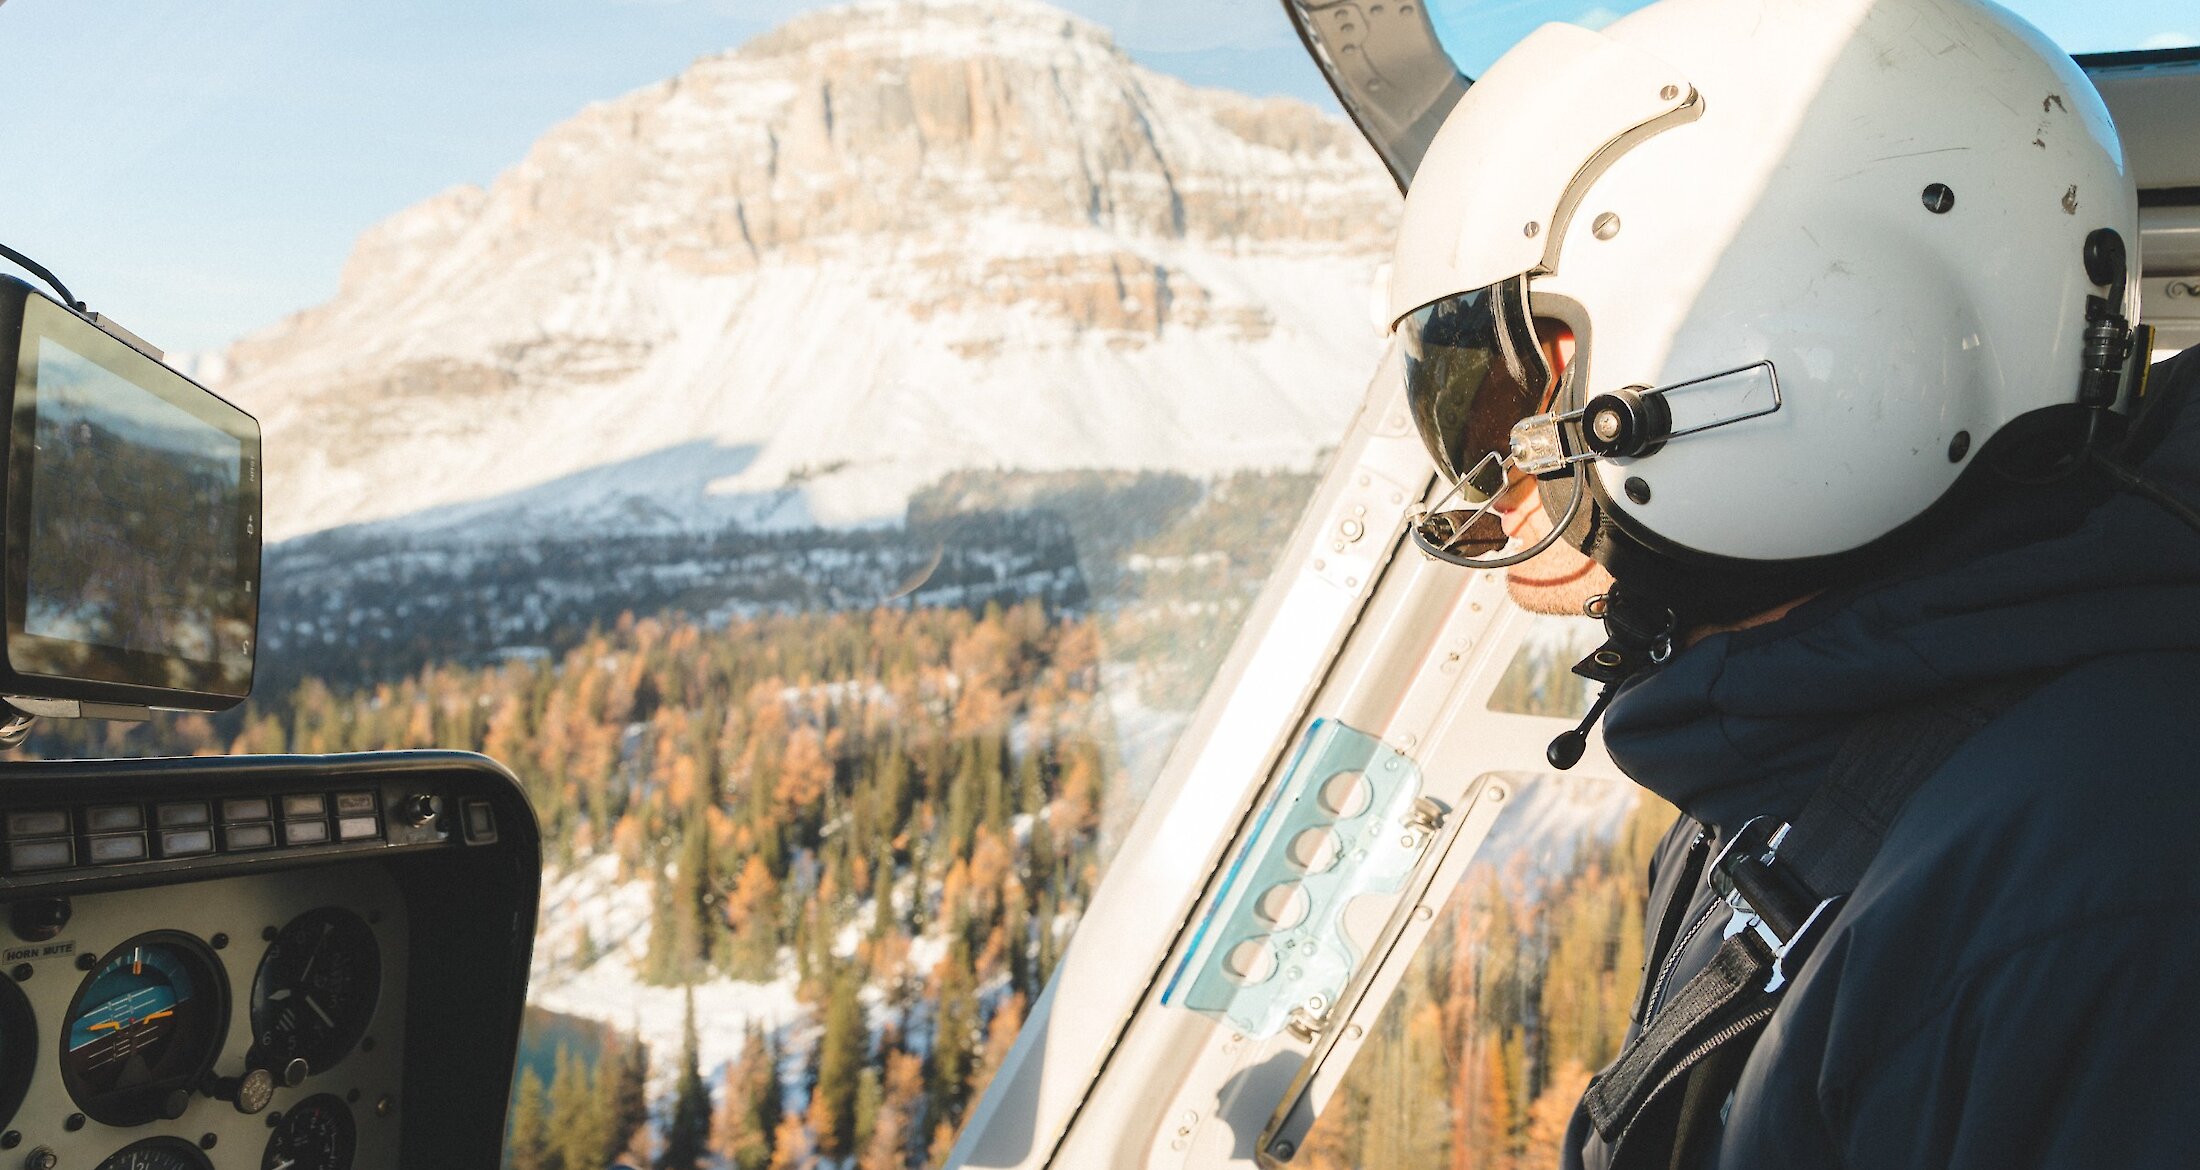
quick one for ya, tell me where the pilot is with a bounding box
[1387,0,2200,1167]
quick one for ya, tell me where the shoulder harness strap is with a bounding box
[1582,678,2038,1170]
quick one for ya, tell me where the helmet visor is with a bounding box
[1399,274,1553,499]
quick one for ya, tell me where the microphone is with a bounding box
[1547,683,1619,770]
[1546,585,1675,770]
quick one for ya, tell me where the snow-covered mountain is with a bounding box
[218,0,1397,543]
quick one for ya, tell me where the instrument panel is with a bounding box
[0,753,538,1170]
[3,863,408,1167]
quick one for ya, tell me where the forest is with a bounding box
[1300,790,1670,1170]
[30,601,1109,1169]
[9,464,1662,1169]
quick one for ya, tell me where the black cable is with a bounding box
[2088,448,2200,536]
[1996,408,2101,487]
[0,242,80,310]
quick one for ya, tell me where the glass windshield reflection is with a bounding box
[1300,770,1673,1169]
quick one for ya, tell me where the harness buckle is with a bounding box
[1710,817,1843,993]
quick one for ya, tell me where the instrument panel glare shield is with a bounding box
[1163,719,1427,1038]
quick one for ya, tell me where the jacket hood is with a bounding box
[1602,349,2200,828]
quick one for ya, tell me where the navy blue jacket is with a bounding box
[1567,347,2200,1170]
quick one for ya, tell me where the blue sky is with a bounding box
[0,0,1326,352]
[0,0,2189,353]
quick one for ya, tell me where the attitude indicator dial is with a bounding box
[61,932,228,1126]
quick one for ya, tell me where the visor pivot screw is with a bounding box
[1659,84,1680,101]
[1583,389,1674,459]
[1948,431,1971,462]
[1625,477,1652,505]
[1922,183,1956,214]
[1593,212,1622,240]
[1523,221,1542,239]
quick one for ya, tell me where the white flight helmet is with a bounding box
[1392,0,2142,623]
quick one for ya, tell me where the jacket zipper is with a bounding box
[1643,900,1722,1025]
[1616,1004,1780,1154]
[1634,827,1713,1024]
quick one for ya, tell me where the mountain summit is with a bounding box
[222,0,1398,541]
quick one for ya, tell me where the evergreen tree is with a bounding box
[645,819,715,986]
[870,856,896,941]
[808,975,866,1157]
[854,1066,884,1156]
[548,1044,616,1170]
[659,989,712,1170]
[604,1034,652,1163]
[928,941,979,1130]
[508,1066,551,1170]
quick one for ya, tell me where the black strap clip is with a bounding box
[1708,817,1843,993]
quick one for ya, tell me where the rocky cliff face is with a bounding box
[221,0,1398,541]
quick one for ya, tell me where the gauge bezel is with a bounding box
[0,974,32,1132]
[262,1091,356,1170]
[250,906,382,1075]
[59,930,230,1128]
[93,1135,215,1170]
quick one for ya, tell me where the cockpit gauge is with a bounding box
[94,1137,215,1170]
[262,1093,356,1170]
[61,932,229,1126]
[250,908,381,1074]
[0,975,33,1130]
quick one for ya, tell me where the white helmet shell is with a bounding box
[1392,0,2139,563]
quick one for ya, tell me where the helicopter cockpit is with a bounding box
[0,1,2192,1168]
[0,271,537,1167]
[946,7,2200,1168]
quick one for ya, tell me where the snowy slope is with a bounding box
[215,0,1398,542]
[530,856,804,1093]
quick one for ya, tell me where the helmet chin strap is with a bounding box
[1546,582,1675,769]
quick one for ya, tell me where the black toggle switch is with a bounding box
[398,794,443,827]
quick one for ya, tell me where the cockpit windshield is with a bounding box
[1294,0,2196,190]
[1,1,2193,1167]
[1426,0,2195,77]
